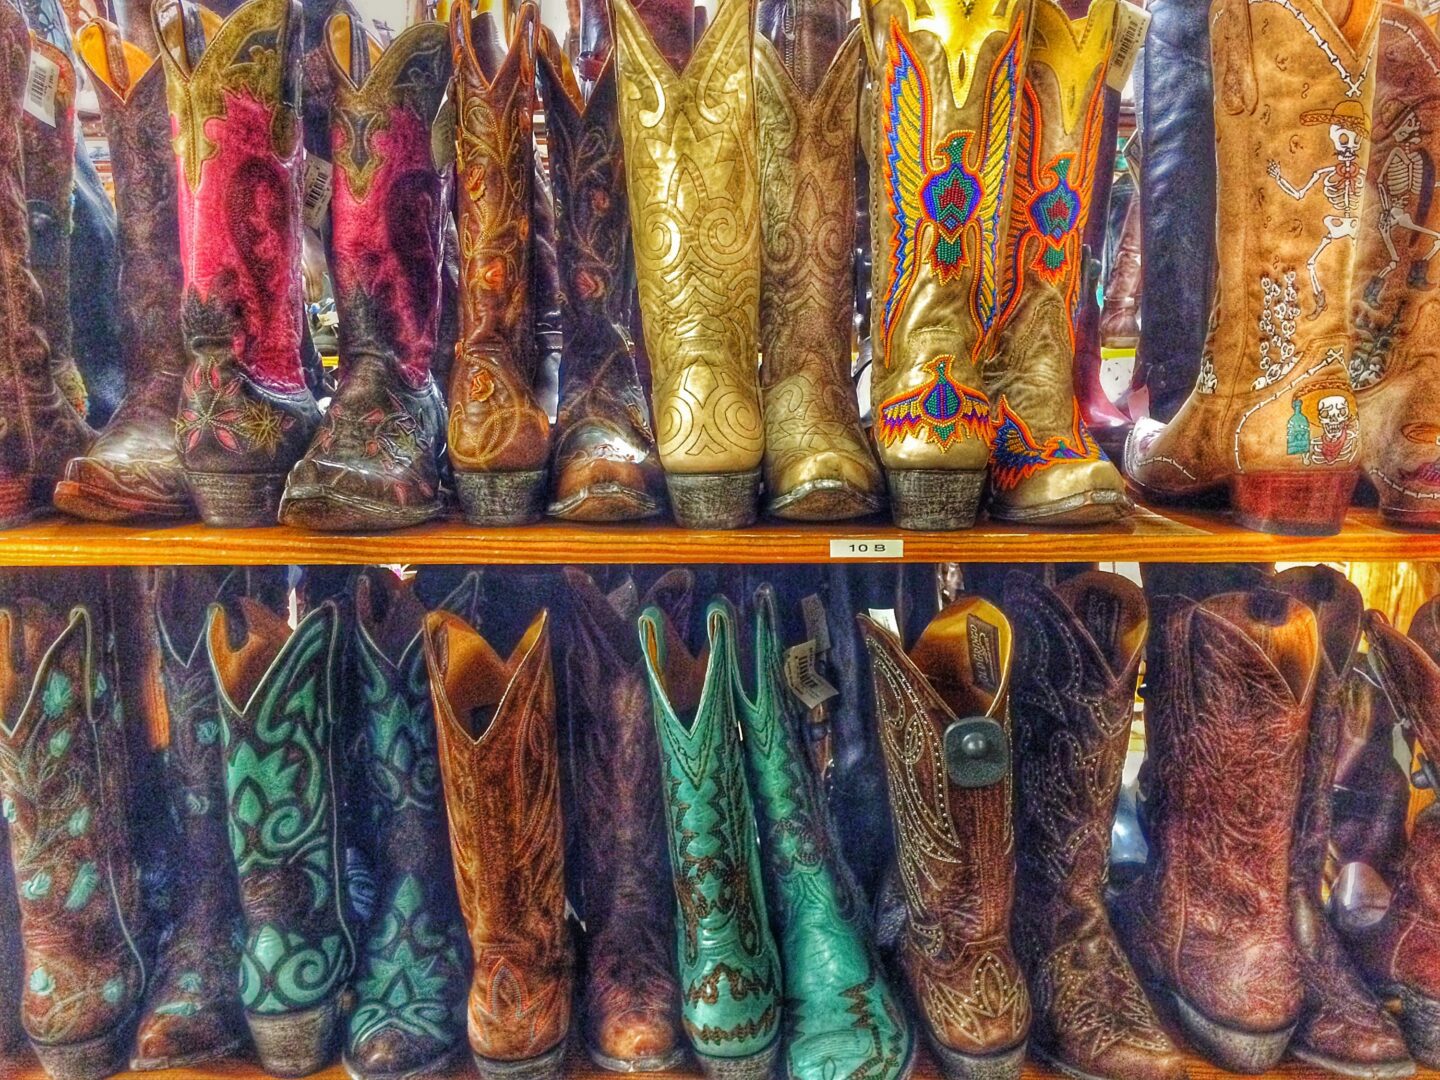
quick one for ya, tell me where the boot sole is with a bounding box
[988,488,1134,526]
[1031,1041,1143,1080]
[694,1036,779,1080]
[1291,1045,1416,1079]
[767,477,884,522]
[548,482,662,522]
[455,469,548,525]
[278,487,443,532]
[187,471,287,527]
[343,1040,467,1080]
[885,469,986,530]
[665,470,760,529]
[130,1034,247,1072]
[928,1034,1025,1080]
[473,1041,566,1080]
[31,1015,135,1080]
[247,996,342,1077]
[52,478,192,523]
[587,1043,689,1073]
[1172,992,1293,1073]
[1392,984,1440,1069]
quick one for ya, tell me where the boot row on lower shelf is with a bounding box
[0,564,1435,1080]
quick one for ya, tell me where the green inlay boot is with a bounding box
[639,598,781,1080]
[209,597,354,1078]
[733,586,914,1080]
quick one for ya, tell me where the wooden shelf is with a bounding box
[0,506,1431,566]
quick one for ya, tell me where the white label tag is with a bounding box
[301,155,334,230]
[1106,1,1150,91]
[868,608,901,638]
[783,640,840,710]
[23,49,59,127]
[829,538,904,559]
[800,594,830,654]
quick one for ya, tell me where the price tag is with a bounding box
[829,538,904,559]
[301,155,334,230]
[23,49,59,127]
[868,608,901,638]
[783,640,840,710]
[1106,0,1150,91]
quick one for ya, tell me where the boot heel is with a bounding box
[246,996,342,1077]
[665,469,760,529]
[187,471,287,527]
[885,468,986,530]
[696,1037,779,1080]
[1173,993,1292,1073]
[1396,986,1440,1068]
[1229,470,1357,536]
[30,1022,133,1080]
[455,470,547,525]
[928,1038,1024,1080]
[473,1042,566,1080]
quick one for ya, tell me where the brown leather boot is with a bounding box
[1332,670,1411,888]
[54,19,191,522]
[423,606,572,1080]
[0,0,93,527]
[1005,571,1185,1080]
[562,567,684,1072]
[1271,567,1413,1079]
[1099,196,1141,349]
[1353,602,1440,1068]
[447,1,552,526]
[1117,587,1316,1072]
[859,597,1030,1080]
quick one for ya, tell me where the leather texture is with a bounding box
[737,586,912,1080]
[278,14,452,531]
[1005,571,1184,1080]
[56,19,191,523]
[985,0,1128,523]
[537,31,665,522]
[1099,195,1140,348]
[0,822,22,1060]
[561,568,684,1070]
[1126,0,1378,495]
[1331,667,1410,883]
[859,597,1031,1060]
[639,599,782,1066]
[423,607,572,1068]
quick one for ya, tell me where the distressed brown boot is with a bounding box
[1116,587,1316,1072]
[1099,197,1140,349]
[1005,571,1185,1080]
[859,597,1030,1080]
[561,567,684,1072]
[54,18,191,522]
[1271,567,1414,1079]
[1331,670,1410,889]
[423,606,572,1080]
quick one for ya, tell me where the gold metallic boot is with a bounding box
[755,15,884,520]
[985,0,1131,525]
[613,0,765,529]
[862,0,1033,529]
[1124,0,1378,535]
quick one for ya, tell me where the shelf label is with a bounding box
[829,538,904,559]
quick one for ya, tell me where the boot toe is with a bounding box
[132,1002,244,1070]
[53,454,191,522]
[549,453,662,521]
[589,1007,683,1069]
[1076,1038,1190,1080]
[346,1026,459,1080]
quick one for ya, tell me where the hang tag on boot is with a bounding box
[301,155,334,230]
[784,640,839,711]
[23,49,59,127]
[1106,1,1151,91]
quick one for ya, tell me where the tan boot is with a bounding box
[984,0,1131,524]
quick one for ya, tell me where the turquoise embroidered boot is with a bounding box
[639,598,782,1080]
[0,600,146,1080]
[734,586,914,1080]
[344,569,474,1080]
[209,597,354,1077]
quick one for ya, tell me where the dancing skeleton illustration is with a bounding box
[1364,103,1440,304]
[1267,100,1369,317]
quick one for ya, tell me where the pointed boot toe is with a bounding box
[587,1009,685,1073]
[1292,1013,1414,1080]
[131,1003,246,1071]
[547,431,663,521]
[765,448,885,522]
[53,451,190,523]
[344,1026,464,1080]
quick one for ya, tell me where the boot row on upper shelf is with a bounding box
[0,562,1436,1080]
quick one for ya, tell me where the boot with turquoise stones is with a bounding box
[209,596,354,1077]
[342,568,475,1080]
[733,584,914,1080]
[639,597,782,1080]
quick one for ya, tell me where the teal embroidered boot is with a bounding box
[344,569,474,1080]
[639,598,782,1080]
[0,600,146,1080]
[733,585,914,1080]
[209,597,354,1077]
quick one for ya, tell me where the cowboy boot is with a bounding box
[447,1,552,526]
[561,567,685,1072]
[0,600,145,1080]
[1347,6,1440,528]
[984,0,1130,524]
[1100,196,1141,349]
[1352,601,1440,1067]
[536,25,665,523]
[154,0,321,527]
[1005,571,1185,1080]
[858,596,1031,1080]
[52,20,190,522]
[1124,0,1378,535]
[1270,566,1414,1079]
[423,606,572,1080]
[129,568,249,1070]
[208,598,354,1077]
[754,1,884,521]
[0,824,21,1061]
[1115,588,1317,1072]
[1332,670,1411,887]
[343,569,473,1080]
[1073,94,1126,445]
[613,0,766,529]
[0,0,92,527]
[735,585,913,1080]
[861,0,1032,529]
[638,598,782,1079]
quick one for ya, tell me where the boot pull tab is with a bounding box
[1211,0,1257,117]
[102,21,131,95]
[943,716,1009,788]
[348,11,371,85]
[179,0,208,73]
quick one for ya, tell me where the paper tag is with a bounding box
[301,155,334,230]
[1106,1,1150,91]
[829,538,904,559]
[868,608,901,638]
[784,640,840,710]
[23,49,59,127]
[801,594,831,654]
